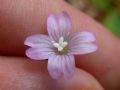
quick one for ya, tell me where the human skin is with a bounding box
[0,0,120,90]
[0,56,103,90]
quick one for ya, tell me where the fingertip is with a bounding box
[59,68,104,90]
[0,56,104,90]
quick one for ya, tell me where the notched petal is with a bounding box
[69,43,98,55]
[69,31,96,47]
[47,11,73,41]
[24,34,52,47]
[26,48,54,60]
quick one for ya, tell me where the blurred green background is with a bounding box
[66,0,120,37]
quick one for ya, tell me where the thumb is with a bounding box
[0,56,104,90]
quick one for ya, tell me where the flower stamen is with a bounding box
[52,37,68,52]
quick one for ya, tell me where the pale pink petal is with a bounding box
[47,13,60,41]
[59,11,72,37]
[69,43,97,55]
[61,55,75,79]
[26,48,55,60]
[24,34,52,47]
[68,32,96,47]
[47,55,62,80]
[47,11,72,41]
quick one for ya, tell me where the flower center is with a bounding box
[52,37,68,55]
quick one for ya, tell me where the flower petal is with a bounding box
[47,11,72,41]
[48,55,75,80]
[61,55,75,79]
[47,55,62,80]
[68,32,96,47]
[24,34,52,47]
[26,47,55,60]
[47,13,60,41]
[69,43,97,55]
[59,11,72,37]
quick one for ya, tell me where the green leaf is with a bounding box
[103,10,120,37]
[91,0,112,12]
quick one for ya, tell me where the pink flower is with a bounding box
[24,11,97,80]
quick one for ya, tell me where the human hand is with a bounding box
[0,0,120,90]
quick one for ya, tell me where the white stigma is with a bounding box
[52,37,68,51]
